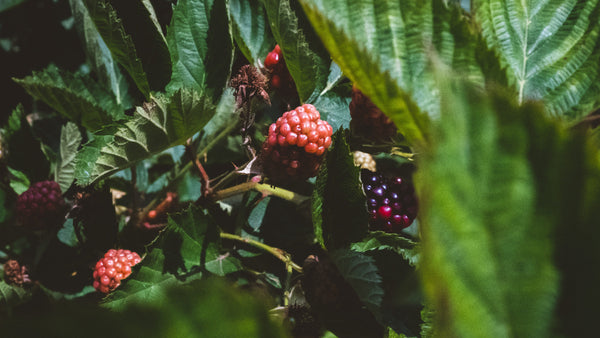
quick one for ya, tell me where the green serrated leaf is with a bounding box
[0,281,31,315]
[299,0,502,147]
[351,231,419,267]
[312,129,368,249]
[330,249,384,323]
[7,167,29,195]
[69,0,132,108]
[83,0,151,98]
[14,65,126,132]
[167,0,234,101]
[474,0,600,119]
[75,89,216,185]
[102,205,241,310]
[230,0,275,65]
[56,122,82,193]
[416,72,574,337]
[263,0,331,102]
[310,91,351,132]
[106,0,172,91]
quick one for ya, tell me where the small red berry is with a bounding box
[265,51,280,69]
[93,249,141,294]
[260,104,333,182]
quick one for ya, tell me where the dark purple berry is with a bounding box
[16,181,66,230]
[361,170,418,233]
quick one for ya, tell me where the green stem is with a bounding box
[220,232,303,273]
[212,182,309,205]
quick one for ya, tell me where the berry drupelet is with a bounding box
[16,180,66,230]
[264,45,296,95]
[93,249,141,294]
[260,104,333,182]
[362,170,418,233]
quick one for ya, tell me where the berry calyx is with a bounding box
[16,180,66,230]
[92,249,141,294]
[260,104,333,182]
[362,170,418,233]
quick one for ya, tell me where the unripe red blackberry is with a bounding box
[349,85,397,142]
[16,181,66,230]
[260,104,333,181]
[362,170,418,233]
[93,249,141,294]
[264,45,295,94]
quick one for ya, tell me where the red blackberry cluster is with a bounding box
[93,249,141,294]
[16,180,66,230]
[362,170,418,232]
[264,45,295,94]
[349,85,397,142]
[260,104,333,181]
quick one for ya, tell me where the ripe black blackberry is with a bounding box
[349,85,397,142]
[362,170,418,233]
[16,180,66,230]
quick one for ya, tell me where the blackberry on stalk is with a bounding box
[260,104,333,182]
[362,170,418,233]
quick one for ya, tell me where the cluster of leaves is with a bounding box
[1,0,600,337]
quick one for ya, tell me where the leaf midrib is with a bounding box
[518,0,530,104]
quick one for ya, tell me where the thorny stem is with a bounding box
[220,232,302,273]
[212,182,309,205]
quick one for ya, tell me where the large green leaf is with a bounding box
[5,279,285,338]
[330,249,384,324]
[102,206,241,310]
[262,0,331,102]
[230,0,275,65]
[55,122,82,193]
[0,281,31,315]
[414,72,596,337]
[14,65,126,132]
[69,0,132,108]
[74,89,216,185]
[106,0,172,92]
[312,129,368,249]
[167,0,234,102]
[299,0,501,147]
[474,0,600,119]
[83,0,151,98]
